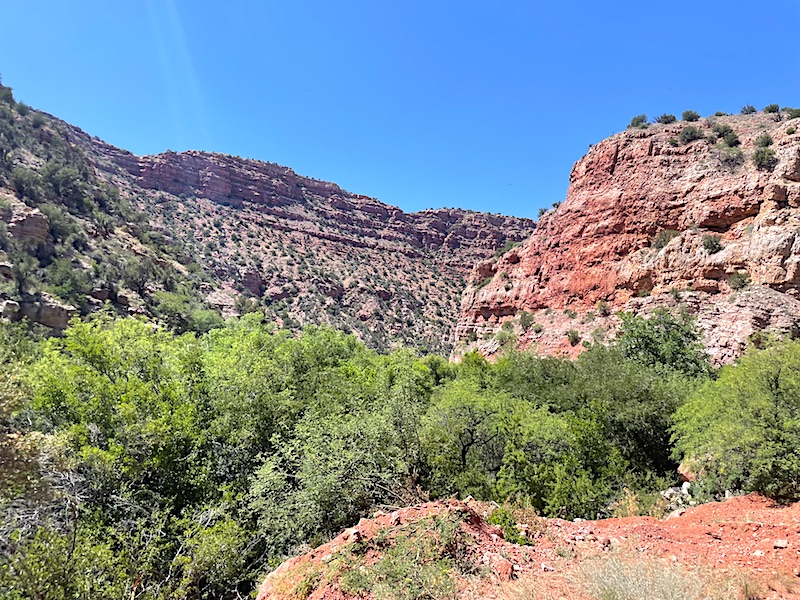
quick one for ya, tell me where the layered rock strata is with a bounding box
[456,112,800,363]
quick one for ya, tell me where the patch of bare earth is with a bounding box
[257,494,800,600]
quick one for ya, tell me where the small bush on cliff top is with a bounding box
[655,113,677,124]
[788,126,797,135]
[682,110,700,122]
[764,103,780,113]
[741,104,757,114]
[628,114,648,129]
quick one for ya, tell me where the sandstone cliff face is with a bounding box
[456,112,800,363]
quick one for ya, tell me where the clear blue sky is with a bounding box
[2,1,799,218]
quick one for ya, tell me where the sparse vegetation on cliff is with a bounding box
[651,229,681,249]
[678,126,704,144]
[752,147,777,171]
[702,234,723,254]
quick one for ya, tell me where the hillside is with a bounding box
[0,83,534,352]
[455,109,800,363]
[258,495,800,600]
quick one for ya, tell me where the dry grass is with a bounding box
[574,550,759,600]
[499,549,766,600]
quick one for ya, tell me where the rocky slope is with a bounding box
[257,494,800,599]
[0,84,534,351]
[456,110,800,363]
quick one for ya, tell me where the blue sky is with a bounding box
[1,1,799,218]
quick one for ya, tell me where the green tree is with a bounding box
[673,340,800,501]
[615,310,711,377]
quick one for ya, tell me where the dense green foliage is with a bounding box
[3,302,800,597]
[0,308,723,598]
[673,340,800,501]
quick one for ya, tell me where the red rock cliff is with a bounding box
[456,111,800,363]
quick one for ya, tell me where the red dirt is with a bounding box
[257,494,800,600]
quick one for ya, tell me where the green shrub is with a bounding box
[566,329,581,346]
[681,110,700,122]
[755,133,773,147]
[616,310,711,377]
[728,271,749,290]
[787,108,800,119]
[532,323,544,334]
[764,103,780,113]
[715,146,744,170]
[788,126,796,135]
[564,308,577,319]
[702,234,723,254]
[713,111,728,116]
[495,240,521,259]
[596,300,611,317]
[673,340,800,501]
[721,131,740,147]
[678,126,704,144]
[655,114,676,124]
[651,229,680,249]
[537,207,547,217]
[487,506,532,545]
[14,103,30,116]
[476,276,493,289]
[711,122,733,137]
[740,104,756,114]
[752,147,777,171]
[518,311,535,330]
[30,113,45,128]
[628,114,648,129]
[0,85,14,105]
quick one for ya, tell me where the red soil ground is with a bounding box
[257,494,800,600]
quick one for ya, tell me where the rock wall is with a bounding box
[456,112,800,363]
[108,149,535,277]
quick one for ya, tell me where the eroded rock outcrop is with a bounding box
[456,112,800,362]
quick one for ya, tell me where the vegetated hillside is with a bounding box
[5,296,800,598]
[455,107,800,363]
[0,82,535,352]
